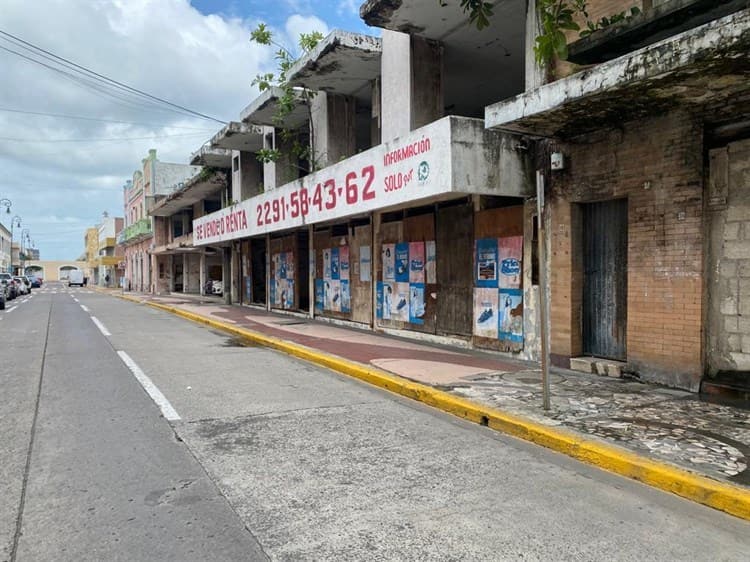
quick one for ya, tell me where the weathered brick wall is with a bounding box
[548,111,704,390]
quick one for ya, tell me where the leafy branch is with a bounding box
[250,24,324,174]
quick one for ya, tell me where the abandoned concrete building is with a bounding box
[141,0,750,396]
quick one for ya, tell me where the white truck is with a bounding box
[68,269,85,287]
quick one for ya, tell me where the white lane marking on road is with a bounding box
[6,306,17,313]
[117,351,181,421]
[80,304,90,313]
[72,297,79,302]
[90,316,111,336]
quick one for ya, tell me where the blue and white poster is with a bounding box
[474,287,499,338]
[499,288,523,342]
[382,244,395,281]
[395,242,409,283]
[341,280,351,313]
[376,282,384,319]
[323,248,331,281]
[331,247,340,280]
[278,252,288,279]
[476,238,498,288]
[382,282,394,320]
[393,282,409,322]
[315,279,324,312]
[498,236,523,289]
[409,283,425,325]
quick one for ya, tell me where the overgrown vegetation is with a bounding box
[451,0,642,68]
[250,24,324,173]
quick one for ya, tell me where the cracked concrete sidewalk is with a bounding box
[113,289,750,490]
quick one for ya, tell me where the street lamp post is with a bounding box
[9,215,21,274]
[21,228,30,275]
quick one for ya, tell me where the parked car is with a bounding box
[27,275,42,288]
[14,276,30,295]
[0,273,16,300]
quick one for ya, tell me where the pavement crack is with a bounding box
[183,400,382,426]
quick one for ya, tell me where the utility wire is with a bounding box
[0,133,209,143]
[0,29,227,124]
[0,44,194,118]
[0,107,216,131]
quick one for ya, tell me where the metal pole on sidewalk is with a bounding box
[536,170,551,411]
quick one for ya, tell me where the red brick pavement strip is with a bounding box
[199,306,525,374]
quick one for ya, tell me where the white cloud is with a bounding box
[284,14,330,50]
[0,0,329,259]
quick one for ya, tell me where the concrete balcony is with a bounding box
[152,232,198,255]
[192,115,532,246]
[98,237,116,251]
[117,218,152,245]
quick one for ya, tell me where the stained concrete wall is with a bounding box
[381,30,411,142]
[707,138,750,374]
[232,151,263,202]
[381,30,444,143]
[310,92,357,168]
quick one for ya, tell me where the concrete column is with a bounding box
[182,254,188,293]
[168,255,174,293]
[371,77,381,147]
[199,252,206,296]
[233,150,263,201]
[381,30,412,141]
[223,246,231,304]
[230,242,240,304]
[262,126,276,192]
[525,0,545,90]
[381,30,443,143]
[310,92,357,169]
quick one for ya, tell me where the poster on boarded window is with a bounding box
[498,236,522,289]
[330,279,341,312]
[360,245,371,282]
[341,280,351,313]
[393,282,409,321]
[473,287,499,338]
[409,283,425,324]
[381,282,394,320]
[476,238,498,287]
[499,288,523,342]
[409,241,425,284]
[382,244,395,281]
[425,240,436,284]
[331,247,340,280]
[323,248,332,281]
[395,243,409,283]
[315,279,324,312]
[340,246,349,281]
[376,282,384,319]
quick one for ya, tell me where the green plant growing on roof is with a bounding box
[250,23,324,175]
[453,0,640,69]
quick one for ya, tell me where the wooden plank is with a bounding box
[351,224,372,325]
[436,204,473,336]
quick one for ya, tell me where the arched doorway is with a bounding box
[25,265,44,279]
[59,265,78,280]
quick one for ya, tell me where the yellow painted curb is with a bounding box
[115,294,750,521]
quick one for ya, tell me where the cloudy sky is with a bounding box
[0,0,371,260]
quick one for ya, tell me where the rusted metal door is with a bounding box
[583,199,628,360]
[436,203,473,336]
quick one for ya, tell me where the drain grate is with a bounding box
[274,320,308,326]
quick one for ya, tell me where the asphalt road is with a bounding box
[1,283,749,561]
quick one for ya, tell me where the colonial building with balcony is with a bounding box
[119,149,200,292]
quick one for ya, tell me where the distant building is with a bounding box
[119,149,200,292]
